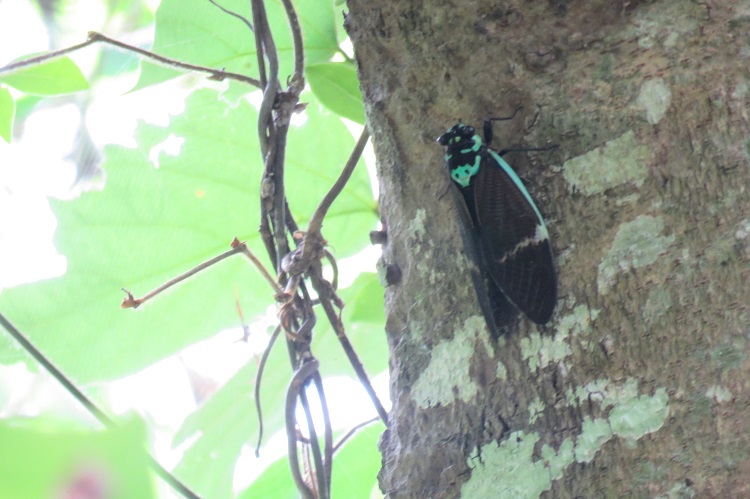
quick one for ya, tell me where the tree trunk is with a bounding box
[345,0,750,497]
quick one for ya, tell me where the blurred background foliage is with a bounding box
[0,0,385,497]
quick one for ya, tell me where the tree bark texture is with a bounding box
[346,1,750,497]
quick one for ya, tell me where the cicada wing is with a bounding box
[449,182,517,335]
[472,153,557,324]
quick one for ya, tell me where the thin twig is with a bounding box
[0,32,261,89]
[121,238,279,309]
[306,128,370,238]
[254,324,283,457]
[234,240,284,295]
[87,32,261,87]
[253,0,277,160]
[0,38,96,75]
[207,0,254,33]
[322,249,339,291]
[250,0,268,90]
[0,313,200,499]
[332,417,380,454]
[121,245,243,308]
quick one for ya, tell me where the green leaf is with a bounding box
[0,416,155,498]
[0,88,376,383]
[307,62,365,124]
[0,55,89,95]
[238,454,296,499]
[0,88,263,382]
[0,86,13,142]
[136,0,339,90]
[330,423,384,498]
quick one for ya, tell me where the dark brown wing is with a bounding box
[472,154,557,324]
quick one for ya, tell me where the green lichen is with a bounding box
[661,481,697,499]
[731,79,748,99]
[521,331,571,371]
[609,388,669,444]
[521,305,597,370]
[573,378,640,410]
[462,379,670,495]
[461,432,563,498]
[575,417,613,463]
[528,398,545,424]
[568,379,670,459]
[636,78,672,124]
[598,215,675,295]
[496,361,507,381]
[562,131,649,196]
[411,208,427,240]
[705,385,732,403]
[411,316,486,408]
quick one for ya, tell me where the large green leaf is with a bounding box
[0,86,13,142]
[307,62,365,124]
[0,55,89,95]
[0,88,261,383]
[0,87,376,383]
[136,0,339,90]
[239,453,296,499]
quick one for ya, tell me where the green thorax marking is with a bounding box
[450,133,483,187]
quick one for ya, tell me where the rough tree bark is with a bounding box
[345,1,750,497]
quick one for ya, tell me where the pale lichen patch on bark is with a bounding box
[496,360,507,381]
[636,78,672,124]
[705,385,732,404]
[608,388,669,445]
[528,397,545,424]
[562,130,650,196]
[410,315,487,408]
[461,431,571,498]
[597,215,675,294]
[575,417,613,463]
[520,305,598,370]
[571,378,670,456]
[461,379,670,495]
